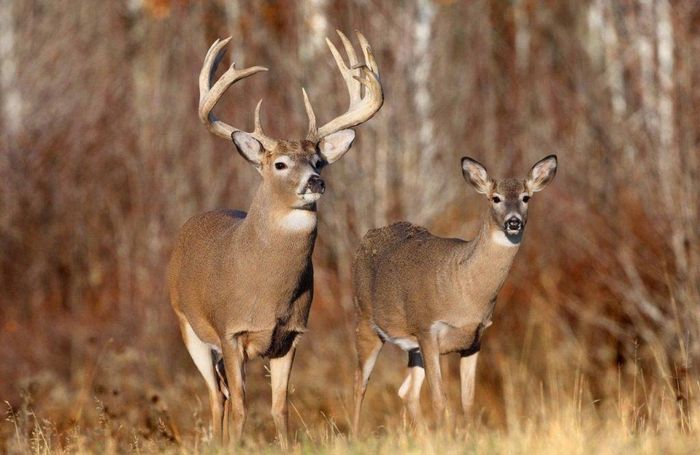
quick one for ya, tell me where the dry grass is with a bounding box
[1,0,699,453]
[2,283,698,453]
[2,312,698,454]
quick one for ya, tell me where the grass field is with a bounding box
[3,297,698,454]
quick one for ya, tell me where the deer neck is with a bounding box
[244,184,318,248]
[456,215,522,305]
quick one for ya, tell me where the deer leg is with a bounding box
[178,318,225,443]
[398,349,425,425]
[214,357,230,443]
[352,320,384,435]
[222,337,246,446]
[270,346,296,449]
[460,352,479,417]
[417,333,447,427]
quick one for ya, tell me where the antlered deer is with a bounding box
[168,31,382,447]
[351,155,557,433]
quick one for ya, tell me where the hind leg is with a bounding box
[352,319,384,435]
[178,317,225,443]
[398,349,425,425]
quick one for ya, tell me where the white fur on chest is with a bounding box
[279,210,317,232]
[431,320,451,338]
[491,230,520,247]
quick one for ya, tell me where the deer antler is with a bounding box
[304,31,384,141]
[199,37,278,150]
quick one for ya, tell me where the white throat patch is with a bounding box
[491,230,520,247]
[279,209,317,232]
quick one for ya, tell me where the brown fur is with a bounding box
[181,32,382,447]
[169,141,320,359]
[168,136,354,447]
[350,155,557,433]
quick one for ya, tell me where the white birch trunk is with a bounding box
[655,0,687,275]
[411,0,438,224]
[0,0,22,137]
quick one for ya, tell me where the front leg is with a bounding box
[417,332,447,427]
[222,337,246,447]
[270,346,296,449]
[459,352,479,416]
[458,323,483,417]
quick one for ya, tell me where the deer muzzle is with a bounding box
[505,216,523,235]
[305,174,326,194]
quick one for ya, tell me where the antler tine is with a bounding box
[199,37,231,109]
[302,88,317,140]
[341,31,367,106]
[326,32,362,105]
[307,31,383,140]
[252,99,267,139]
[356,32,379,75]
[337,30,360,74]
[198,37,278,149]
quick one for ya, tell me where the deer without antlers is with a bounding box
[168,31,382,448]
[351,155,557,434]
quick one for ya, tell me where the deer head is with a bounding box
[461,155,558,240]
[198,32,383,211]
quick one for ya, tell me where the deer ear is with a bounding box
[318,129,356,164]
[526,154,557,192]
[232,132,264,169]
[461,157,494,194]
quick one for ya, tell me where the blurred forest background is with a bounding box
[1,0,699,452]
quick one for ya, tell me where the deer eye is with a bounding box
[522,195,530,203]
[492,196,501,203]
[274,162,288,170]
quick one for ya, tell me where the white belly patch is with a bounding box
[372,324,419,351]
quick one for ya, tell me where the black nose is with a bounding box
[505,217,522,231]
[307,175,325,194]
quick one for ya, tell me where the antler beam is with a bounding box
[198,37,278,150]
[304,31,384,141]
